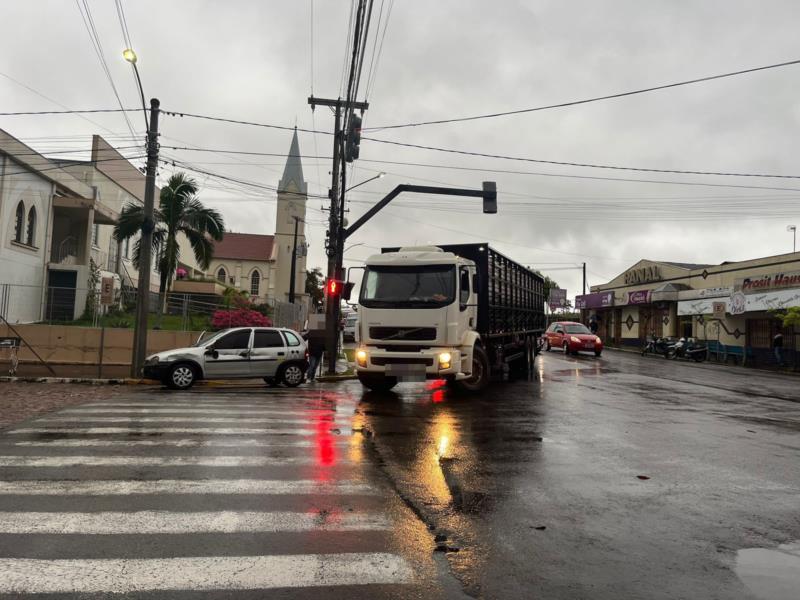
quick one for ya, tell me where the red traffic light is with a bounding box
[326,278,343,296]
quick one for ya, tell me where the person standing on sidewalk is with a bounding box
[305,329,325,382]
[773,331,784,367]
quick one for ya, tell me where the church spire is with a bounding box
[278,127,307,194]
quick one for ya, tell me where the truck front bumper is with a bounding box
[354,347,462,379]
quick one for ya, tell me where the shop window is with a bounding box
[14,201,25,243]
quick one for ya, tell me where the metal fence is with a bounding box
[0,282,308,333]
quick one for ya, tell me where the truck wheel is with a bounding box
[357,372,398,392]
[165,363,197,390]
[458,345,489,392]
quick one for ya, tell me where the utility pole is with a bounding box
[308,95,368,374]
[288,216,300,303]
[130,98,160,377]
[583,262,587,296]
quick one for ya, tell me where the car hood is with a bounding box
[146,346,205,362]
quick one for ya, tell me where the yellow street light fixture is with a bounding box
[122,48,138,64]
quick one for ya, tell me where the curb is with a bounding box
[315,375,358,382]
[0,376,157,386]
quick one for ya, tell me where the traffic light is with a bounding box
[326,278,344,297]
[482,181,497,214]
[345,114,362,162]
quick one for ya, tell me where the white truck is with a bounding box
[349,243,546,392]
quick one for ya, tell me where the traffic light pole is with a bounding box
[308,96,368,374]
[288,216,300,304]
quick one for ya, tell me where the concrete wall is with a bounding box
[0,323,202,366]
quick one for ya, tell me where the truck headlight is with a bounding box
[356,349,368,367]
[438,352,451,369]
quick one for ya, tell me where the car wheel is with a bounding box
[563,341,570,354]
[544,339,551,351]
[263,377,279,387]
[595,351,602,357]
[166,363,196,390]
[280,363,305,388]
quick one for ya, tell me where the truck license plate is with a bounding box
[386,363,427,380]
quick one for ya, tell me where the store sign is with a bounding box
[548,288,567,310]
[575,291,614,310]
[736,271,800,293]
[678,288,800,315]
[699,287,732,298]
[100,277,114,306]
[624,266,662,285]
[712,302,726,319]
[625,290,652,305]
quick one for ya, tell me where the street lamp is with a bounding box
[344,242,365,253]
[345,172,385,193]
[123,48,148,130]
[789,225,797,253]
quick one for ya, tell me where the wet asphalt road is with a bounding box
[0,349,798,598]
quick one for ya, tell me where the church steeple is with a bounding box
[278,128,306,194]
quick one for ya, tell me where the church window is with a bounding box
[14,201,25,243]
[216,267,227,283]
[250,270,261,296]
[26,206,37,246]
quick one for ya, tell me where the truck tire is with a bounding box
[357,372,398,392]
[457,345,489,392]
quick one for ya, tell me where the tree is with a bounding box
[113,173,225,315]
[534,271,561,302]
[775,306,800,328]
[305,267,324,310]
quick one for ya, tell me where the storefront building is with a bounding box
[576,252,800,368]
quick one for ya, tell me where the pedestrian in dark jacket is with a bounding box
[306,330,325,381]
[773,332,784,367]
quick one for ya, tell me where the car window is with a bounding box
[213,329,251,350]
[565,324,591,334]
[282,331,301,347]
[547,324,555,332]
[253,330,284,348]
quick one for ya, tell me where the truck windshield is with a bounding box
[361,265,456,308]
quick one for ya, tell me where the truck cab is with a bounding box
[354,246,487,392]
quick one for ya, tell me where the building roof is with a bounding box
[662,261,714,270]
[213,232,274,261]
[278,128,307,194]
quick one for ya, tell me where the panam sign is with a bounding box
[624,266,662,285]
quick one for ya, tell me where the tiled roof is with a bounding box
[213,232,274,261]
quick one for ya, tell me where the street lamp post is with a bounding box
[345,172,385,193]
[788,225,797,253]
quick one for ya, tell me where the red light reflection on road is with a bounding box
[427,379,447,403]
[314,412,336,481]
[432,389,445,403]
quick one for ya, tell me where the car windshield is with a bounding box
[360,265,456,308]
[192,329,231,347]
[564,324,591,334]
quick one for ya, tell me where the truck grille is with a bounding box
[369,327,437,341]
[371,357,434,366]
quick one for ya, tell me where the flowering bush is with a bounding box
[211,307,272,329]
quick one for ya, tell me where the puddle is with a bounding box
[735,542,800,600]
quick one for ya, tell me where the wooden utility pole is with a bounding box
[130,98,160,377]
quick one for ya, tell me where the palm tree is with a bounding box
[113,173,225,316]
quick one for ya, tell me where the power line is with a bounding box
[160,110,331,135]
[0,108,138,116]
[362,136,800,180]
[366,57,800,130]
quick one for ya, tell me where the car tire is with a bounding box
[357,372,398,392]
[544,339,551,352]
[263,377,279,387]
[280,363,305,388]
[563,341,570,354]
[457,345,490,392]
[165,363,197,390]
[595,351,602,357]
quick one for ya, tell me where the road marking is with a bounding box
[0,479,378,495]
[14,438,352,448]
[7,427,331,435]
[0,553,413,592]
[62,408,340,416]
[39,416,349,425]
[0,455,341,467]
[0,510,390,534]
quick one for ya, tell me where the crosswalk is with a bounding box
[0,388,425,597]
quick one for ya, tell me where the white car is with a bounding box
[343,312,358,342]
[143,327,308,390]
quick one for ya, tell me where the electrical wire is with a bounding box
[366,57,800,131]
[0,108,138,116]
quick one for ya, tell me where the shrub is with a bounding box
[211,308,272,329]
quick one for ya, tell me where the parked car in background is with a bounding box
[544,321,603,357]
[143,327,308,390]
[343,311,358,342]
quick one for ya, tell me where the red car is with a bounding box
[544,321,603,357]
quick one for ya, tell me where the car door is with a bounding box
[550,325,564,346]
[281,330,305,362]
[204,328,252,378]
[249,329,286,377]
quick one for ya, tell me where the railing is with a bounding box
[53,236,80,265]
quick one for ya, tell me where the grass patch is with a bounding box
[53,312,211,332]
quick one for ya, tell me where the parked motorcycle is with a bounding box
[641,336,676,358]
[667,337,708,362]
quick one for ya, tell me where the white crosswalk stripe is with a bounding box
[0,554,414,593]
[0,391,418,595]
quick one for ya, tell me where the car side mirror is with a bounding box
[205,347,219,359]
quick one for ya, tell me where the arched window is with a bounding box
[13,201,24,243]
[26,206,37,247]
[250,270,261,296]
[216,267,227,283]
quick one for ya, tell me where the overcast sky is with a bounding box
[3,0,800,300]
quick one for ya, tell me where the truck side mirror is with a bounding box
[342,281,355,302]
